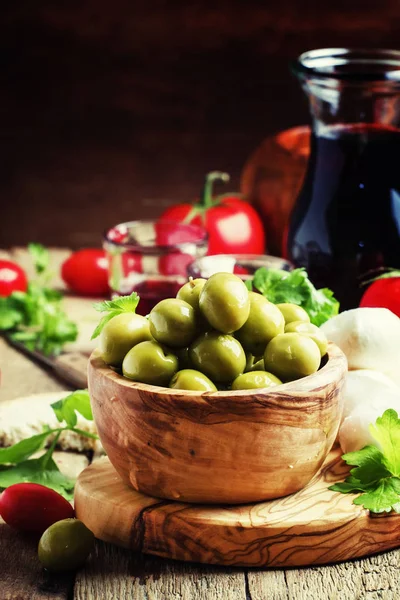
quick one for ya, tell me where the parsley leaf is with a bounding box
[0,297,22,329]
[0,457,75,501]
[51,389,93,428]
[0,430,58,465]
[329,409,400,513]
[0,389,97,499]
[91,291,139,339]
[0,246,77,356]
[251,267,339,326]
[28,243,49,275]
[369,409,400,476]
[353,478,400,514]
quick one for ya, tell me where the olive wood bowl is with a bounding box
[88,343,347,504]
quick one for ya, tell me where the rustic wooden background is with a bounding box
[1,1,400,248]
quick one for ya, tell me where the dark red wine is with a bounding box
[287,124,400,309]
[132,280,183,316]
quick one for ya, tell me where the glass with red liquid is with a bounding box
[287,49,400,309]
[104,220,208,315]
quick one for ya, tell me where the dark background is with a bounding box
[2,1,400,248]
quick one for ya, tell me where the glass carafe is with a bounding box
[286,48,400,309]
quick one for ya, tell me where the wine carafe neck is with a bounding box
[293,48,400,133]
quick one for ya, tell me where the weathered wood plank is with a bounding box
[74,544,247,600]
[0,521,74,600]
[247,550,400,600]
[0,339,67,404]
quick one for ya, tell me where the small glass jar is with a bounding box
[104,220,208,315]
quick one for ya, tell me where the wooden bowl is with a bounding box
[88,343,347,504]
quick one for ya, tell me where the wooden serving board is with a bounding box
[74,449,400,568]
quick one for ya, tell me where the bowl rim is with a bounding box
[89,342,347,406]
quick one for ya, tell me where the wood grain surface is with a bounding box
[75,449,400,568]
[88,345,347,504]
[2,316,400,598]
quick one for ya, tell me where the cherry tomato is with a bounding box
[0,483,74,534]
[360,276,400,317]
[159,172,266,255]
[0,260,28,297]
[62,249,109,296]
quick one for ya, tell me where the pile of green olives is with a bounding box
[99,273,329,392]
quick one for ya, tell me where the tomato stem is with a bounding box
[201,171,230,209]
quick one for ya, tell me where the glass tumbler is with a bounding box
[104,220,208,315]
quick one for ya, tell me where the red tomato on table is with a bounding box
[62,249,109,296]
[0,483,74,534]
[159,172,266,255]
[0,260,28,297]
[360,275,400,317]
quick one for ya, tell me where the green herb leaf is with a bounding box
[91,291,139,339]
[329,409,400,513]
[244,279,253,292]
[0,246,77,355]
[369,409,400,477]
[91,311,119,340]
[0,457,75,500]
[353,478,400,513]
[51,389,93,428]
[0,297,22,330]
[0,390,97,499]
[28,243,49,275]
[329,477,373,494]
[93,292,139,314]
[342,445,392,485]
[251,267,339,326]
[0,430,58,464]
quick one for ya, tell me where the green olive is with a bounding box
[38,519,94,572]
[149,298,198,348]
[99,312,152,367]
[122,340,178,386]
[264,333,321,381]
[177,278,207,310]
[231,371,282,390]
[284,321,328,356]
[276,303,310,325]
[169,369,217,392]
[199,273,250,333]
[189,331,246,383]
[236,292,285,355]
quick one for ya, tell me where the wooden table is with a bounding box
[2,342,400,599]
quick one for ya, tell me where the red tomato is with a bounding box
[159,172,266,255]
[62,249,109,296]
[360,276,400,317]
[0,483,74,534]
[0,260,28,297]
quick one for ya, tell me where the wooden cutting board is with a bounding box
[74,448,400,568]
